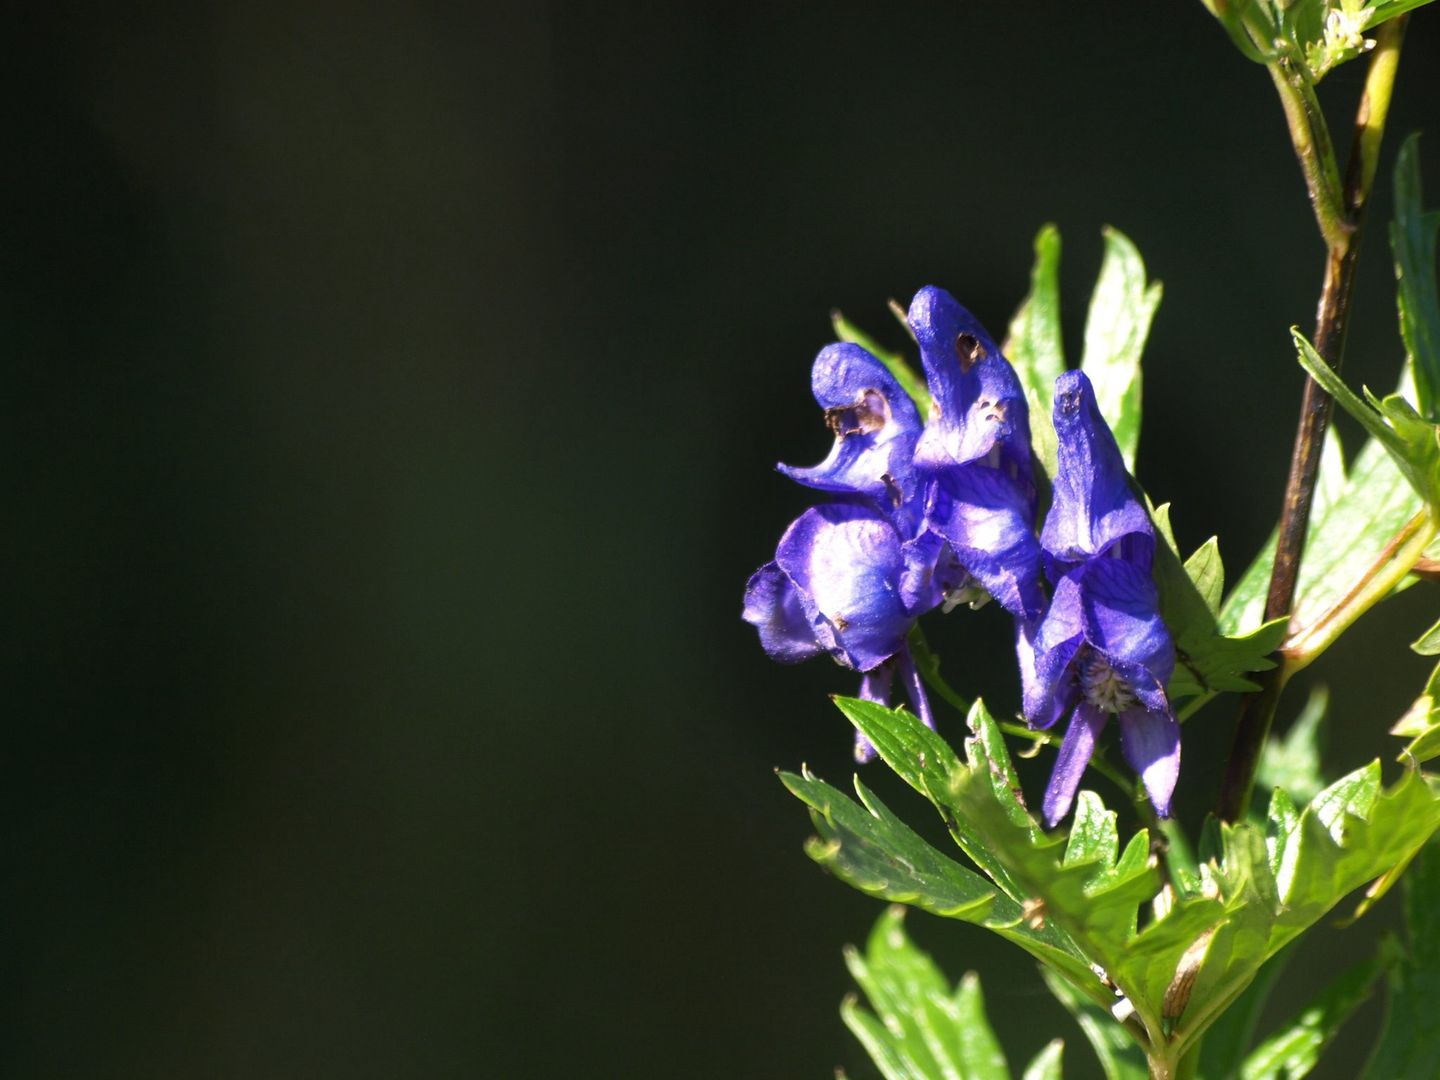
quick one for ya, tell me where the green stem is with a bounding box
[1218,17,1408,823]
[1266,59,1350,249]
[1284,509,1438,671]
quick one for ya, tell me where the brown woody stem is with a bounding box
[1218,18,1408,823]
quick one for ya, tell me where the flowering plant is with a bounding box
[745,6,1440,1077]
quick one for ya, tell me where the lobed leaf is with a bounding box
[842,906,1014,1080]
[1080,227,1162,471]
[1149,501,1284,700]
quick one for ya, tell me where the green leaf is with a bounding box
[1220,382,1426,639]
[1149,501,1284,700]
[1239,949,1387,1080]
[1219,427,1345,637]
[1391,133,1440,420]
[1080,227,1162,471]
[1021,1040,1064,1080]
[1292,330,1440,506]
[1391,659,1440,767]
[1175,763,1440,1054]
[1184,536,1224,617]
[1006,224,1066,417]
[780,768,1001,921]
[1364,838,1440,1079]
[1198,947,1295,1080]
[842,906,1013,1080]
[1413,615,1440,656]
[831,309,930,416]
[1041,966,1148,1080]
[780,755,1094,991]
[795,699,1440,1069]
[1198,0,1278,63]
[1257,684,1329,806]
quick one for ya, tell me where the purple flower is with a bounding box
[742,503,936,759]
[1022,370,1178,826]
[743,340,940,759]
[907,286,1045,620]
[777,342,924,509]
[1042,369,1155,577]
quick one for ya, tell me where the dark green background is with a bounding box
[10,3,1440,1077]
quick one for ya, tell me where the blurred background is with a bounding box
[9,3,1440,1077]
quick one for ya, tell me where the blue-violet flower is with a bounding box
[1023,370,1178,827]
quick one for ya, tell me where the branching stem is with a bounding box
[1219,18,1408,823]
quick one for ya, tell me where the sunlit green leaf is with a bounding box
[1239,949,1387,1080]
[1198,947,1294,1080]
[1022,1040,1064,1080]
[1149,501,1284,700]
[1006,224,1066,411]
[1257,684,1329,805]
[1292,330,1439,507]
[1041,967,1148,1080]
[1390,133,1440,420]
[842,906,1013,1080]
[1081,227,1162,471]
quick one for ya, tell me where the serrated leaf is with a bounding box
[1292,330,1440,506]
[781,768,1000,921]
[1041,967,1148,1080]
[1081,227,1162,471]
[1149,500,1283,700]
[1391,659,1440,772]
[1175,764,1440,1054]
[1413,615,1440,656]
[1184,536,1224,617]
[1239,950,1386,1080]
[842,906,1014,1080]
[1198,946,1295,1080]
[1364,838,1440,1078]
[1257,684,1329,805]
[1006,224,1066,416]
[1065,791,1119,871]
[1392,133,1440,421]
[1220,383,1426,640]
[1021,1040,1064,1080]
[781,759,1095,991]
[831,309,930,416]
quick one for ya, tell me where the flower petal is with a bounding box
[898,529,971,615]
[907,286,1034,485]
[742,561,823,664]
[1041,370,1154,575]
[926,464,1045,620]
[1017,616,1078,730]
[1073,558,1175,709]
[1043,702,1108,828]
[778,343,922,505]
[896,643,936,732]
[774,503,911,671]
[855,662,897,763]
[1120,706,1180,818]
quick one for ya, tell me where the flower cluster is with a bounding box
[742,287,1041,761]
[743,288,1176,821]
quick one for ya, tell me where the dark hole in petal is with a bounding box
[955,332,987,371]
[824,388,889,438]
